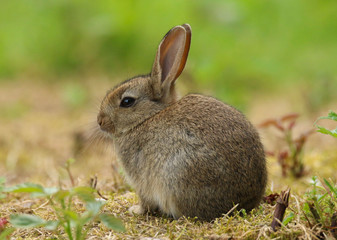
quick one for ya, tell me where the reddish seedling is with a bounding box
[0,217,9,231]
[259,113,315,178]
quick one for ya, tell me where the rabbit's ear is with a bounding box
[151,24,191,101]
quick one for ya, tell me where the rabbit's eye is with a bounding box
[120,97,135,108]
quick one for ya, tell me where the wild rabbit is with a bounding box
[97,24,267,221]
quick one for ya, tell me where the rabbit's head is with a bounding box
[97,24,191,137]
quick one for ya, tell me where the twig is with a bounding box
[65,163,75,187]
[90,176,98,189]
[90,175,108,201]
[223,203,239,218]
[302,210,313,229]
[271,188,291,231]
[97,190,108,201]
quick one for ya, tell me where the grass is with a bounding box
[1,183,336,239]
[3,182,125,239]
[0,79,336,239]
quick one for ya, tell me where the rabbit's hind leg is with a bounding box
[128,204,146,215]
[128,200,159,216]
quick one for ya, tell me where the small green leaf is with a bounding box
[54,189,70,201]
[303,202,310,214]
[326,111,337,121]
[282,212,295,226]
[317,126,337,138]
[63,210,79,221]
[315,111,337,138]
[86,200,105,215]
[10,214,46,228]
[72,186,95,203]
[5,183,59,198]
[316,111,337,122]
[78,212,95,226]
[66,158,76,167]
[43,187,59,195]
[99,214,125,232]
[31,187,59,198]
[44,220,59,230]
[0,227,15,239]
[5,183,44,194]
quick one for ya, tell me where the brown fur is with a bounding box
[97,24,267,221]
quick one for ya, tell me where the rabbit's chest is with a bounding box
[121,151,180,218]
[141,178,181,218]
[116,135,183,218]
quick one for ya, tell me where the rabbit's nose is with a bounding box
[97,113,105,127]
[97,113,114,133]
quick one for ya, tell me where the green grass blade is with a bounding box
[282,212,295,226]
[317,192,328,202]
[323,178,337,199]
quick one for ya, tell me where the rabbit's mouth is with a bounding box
[97,113,115,134]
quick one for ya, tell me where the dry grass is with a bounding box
[1,188,336,239]
[0,79,336,239]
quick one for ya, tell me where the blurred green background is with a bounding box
[1,0,337,109]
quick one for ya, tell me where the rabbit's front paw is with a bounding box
[129,204,145,215]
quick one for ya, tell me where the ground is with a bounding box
[0,78,336,239]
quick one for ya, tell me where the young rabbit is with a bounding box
[97,24,267,221]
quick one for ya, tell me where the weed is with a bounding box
[2,182,124,239]
[0,159,125,239]
[259,113,314,178]
[303,176,337,238]
[315,111,337,138]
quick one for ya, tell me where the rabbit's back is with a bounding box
[117,94,267,221]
